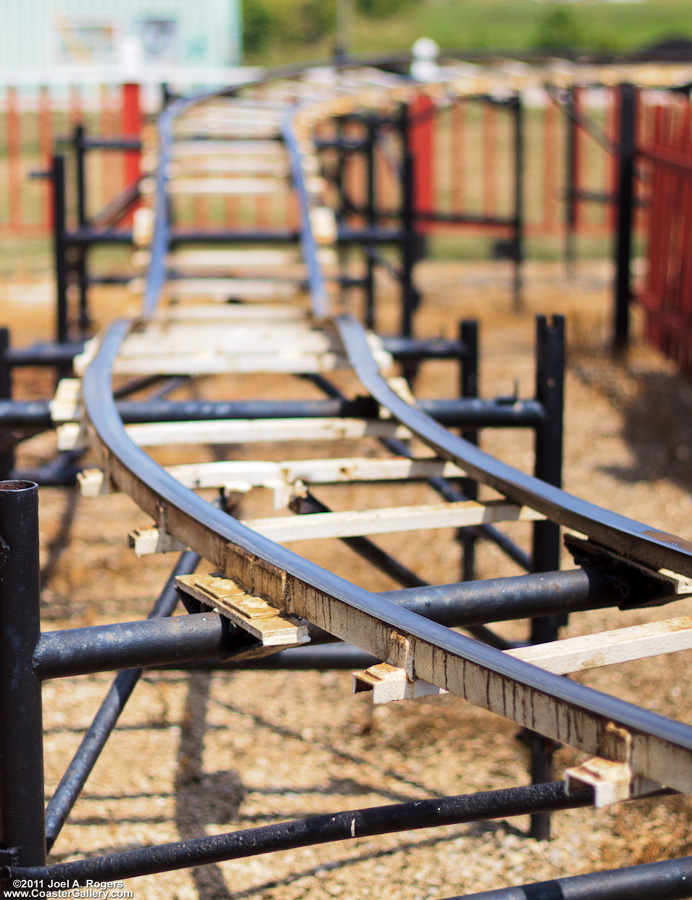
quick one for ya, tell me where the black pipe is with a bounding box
[43,549,200,852]
[7,783,593,887]
[3,337,465,368]
[35,612,239,680]
[52,155,68,348]
[0,330,13,479]
[5,342,84,368]
[529,315,566,840]
[512,92,524,311]
[365,115,377,328]
[459,319,479,581]
[164,643,379,671]
[613,83,637,353]
[0,481,46,868]
[445,855,692,900]
[0,396,546,434]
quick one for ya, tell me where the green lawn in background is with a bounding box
[247,0,692,65]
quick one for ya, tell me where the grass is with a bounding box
[246,0,692,65]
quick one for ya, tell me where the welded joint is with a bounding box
[353,661,446,704]
[129,526,187,556]
[176,573,309,647]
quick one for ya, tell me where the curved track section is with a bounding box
[78,62,692,798]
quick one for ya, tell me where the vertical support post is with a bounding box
[0,481,46,870]
[51,154,69,348]
[0,330,13,481]
[459,319,478,582]
[365,115,377,329]
[400,104,417,340]
[409,93,434,229]
[512,93,525,312]
[73,124,90,334]
[122,82,142,226]
[565,86,579,274]
[528,314,565,840]
[613,83,637,355]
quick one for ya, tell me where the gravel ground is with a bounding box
[5,259,692,899]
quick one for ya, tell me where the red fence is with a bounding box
[637,96,692,374]
[1,82,636,245]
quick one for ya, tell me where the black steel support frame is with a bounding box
[3,65,689,900]
[613,83,637,353]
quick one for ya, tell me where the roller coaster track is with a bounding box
[18,58,692,891]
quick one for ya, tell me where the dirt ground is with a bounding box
[5,258,692,899]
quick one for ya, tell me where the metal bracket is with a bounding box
[353,661,446,704]
[565,722,663,807]
[564,534,692,608]
[0,848,19,866]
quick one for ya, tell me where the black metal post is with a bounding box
[565,86,578,274]
[365,115,377,329]
[44,549,199,852]
[0,481,46,872]
[0,331,13,480]
[613,83,637,354]
[400,104,416,339]
[52,155,69,348]
[512,93,524,312]
[459,320,479,581]
[528,314,565,840]
[73,124,90,333]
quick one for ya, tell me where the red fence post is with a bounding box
[410,93,434,230]
[39,86,53,231]
[122,82,142,224]
[7,86,22,232]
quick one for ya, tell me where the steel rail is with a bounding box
[335,313,692,578]
[82,320,692,795]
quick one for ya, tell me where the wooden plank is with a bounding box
[164,456,467,492]
[175,574,309,647]
[243,499,544,542]
[507,615,692,675]
[143,177,290,196]
[169,141,286,157]
[123,417,416,447]
[111,351,347,376]
[165,278,303,298]
[119,324,339,356]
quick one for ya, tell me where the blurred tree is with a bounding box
[533,5,584,50]
[356,0,419,18]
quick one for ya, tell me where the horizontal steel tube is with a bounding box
[338,226,405,244]
[115,397,543,427]
[450,855,692,899]
[7,782,593,886]
[381,567,642,626]
[381,336,466,359]
[6,342,85,368]
[0,401,52,428]
[35,613,235,680]
[162,644,379,671]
